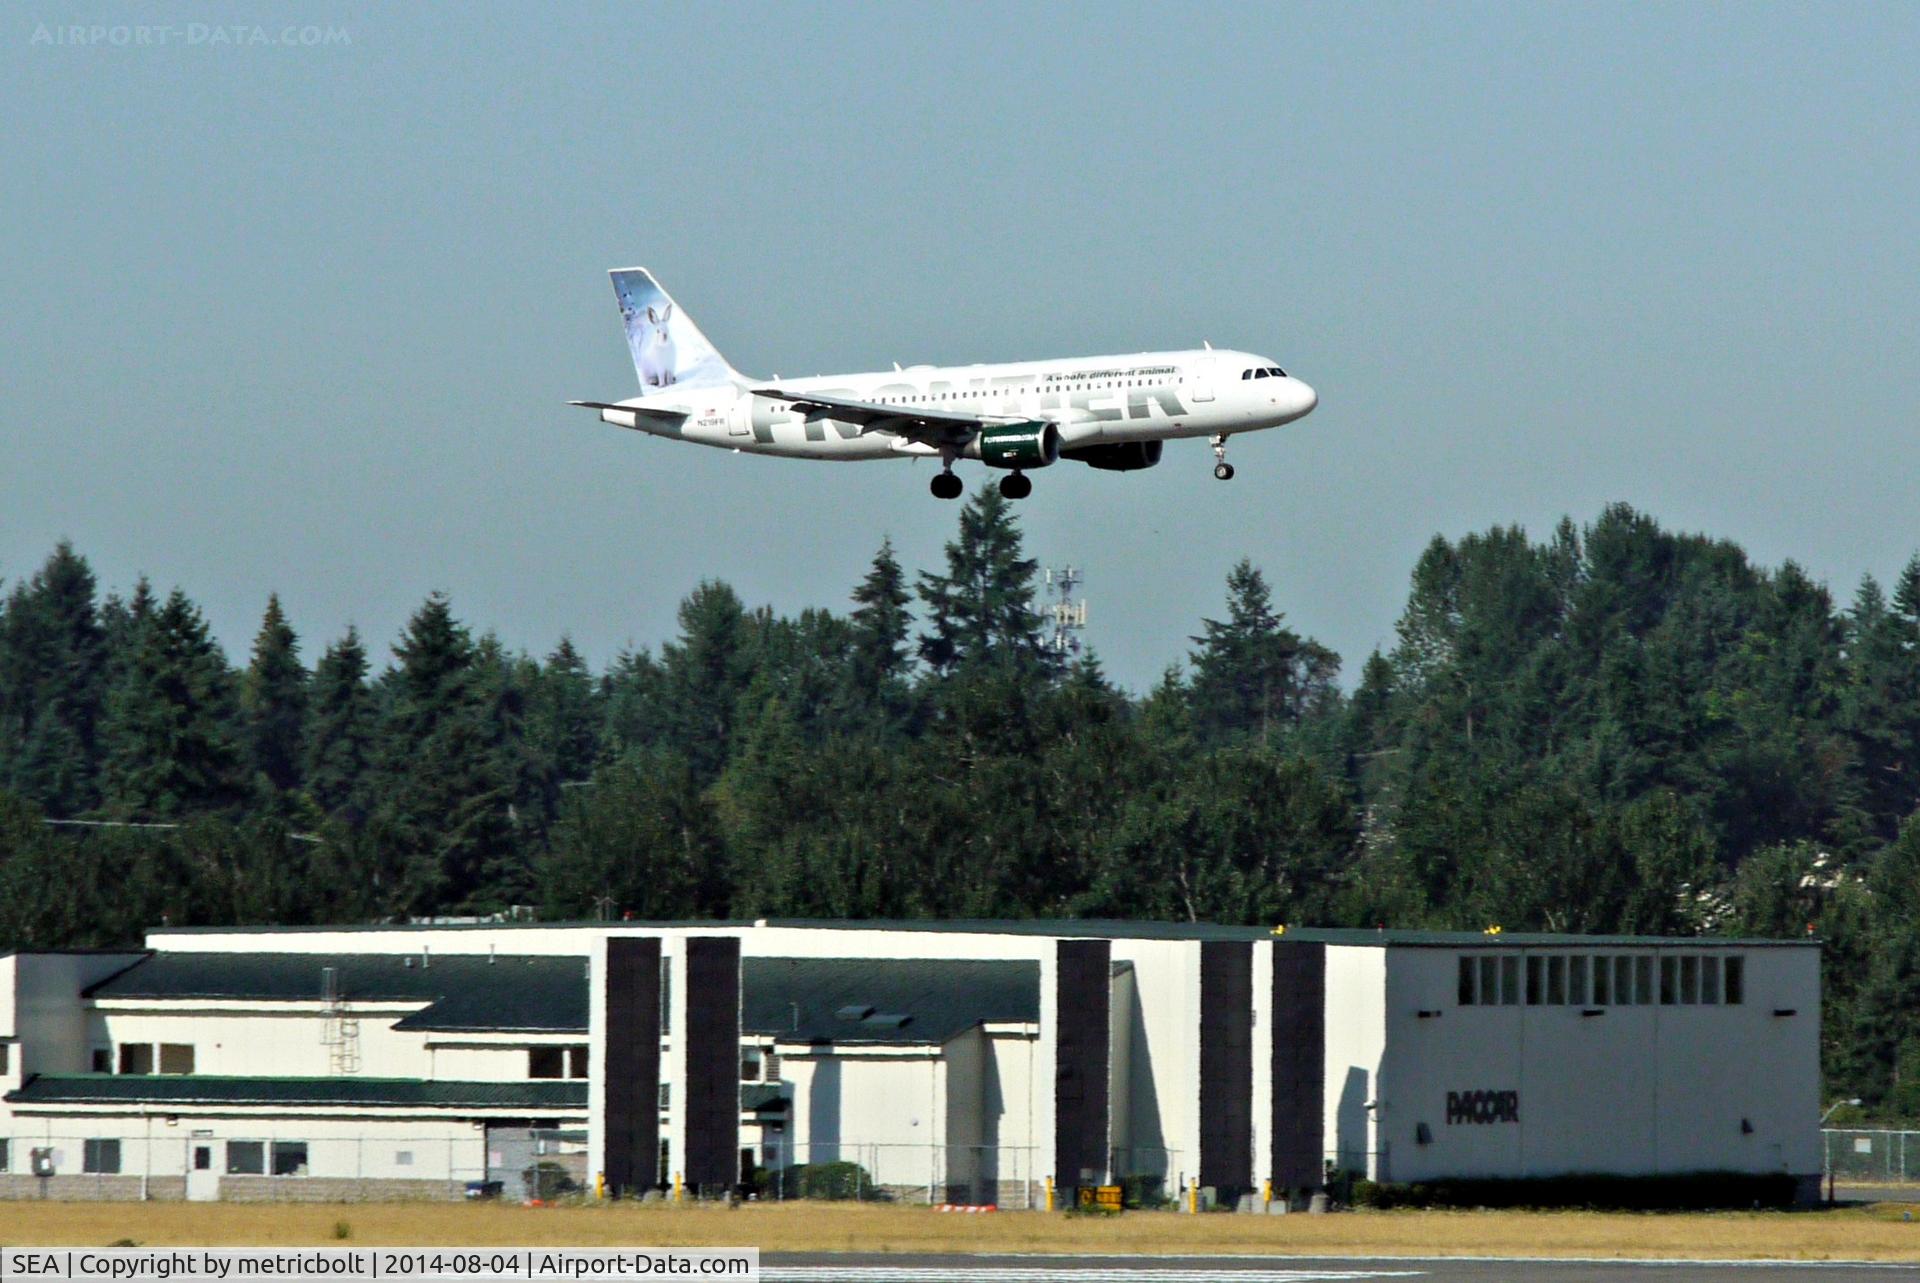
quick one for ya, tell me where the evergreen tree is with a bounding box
[99,588,244,817]
[0,543,108,814]
[1188,560,1337,746]
[849,538,914,688]
[917,490,1049,675]
[374,595,513,913]
[240,594,308,798]
[303,627,375,820]
[656,582,756,780]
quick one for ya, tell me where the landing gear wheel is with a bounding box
[999,472,1033,500]
[1210,433,1233,481]
[930,471,963,500]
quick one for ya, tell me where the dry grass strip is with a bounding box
[2,1200,1919,1261]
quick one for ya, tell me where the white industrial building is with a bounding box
[0,921,1821,1204]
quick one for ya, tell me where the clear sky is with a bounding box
[5,2,1918,690]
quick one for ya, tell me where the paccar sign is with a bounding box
[1447,1090,1520,1124]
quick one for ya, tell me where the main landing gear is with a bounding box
[998,472,1032,500]
[930,470,963,500]
[1210,434,1235,481]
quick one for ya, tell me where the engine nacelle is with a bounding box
[1061,440,1164,471]
[973,421,1060,470]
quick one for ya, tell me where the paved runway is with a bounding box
[760,1255,1920,1283]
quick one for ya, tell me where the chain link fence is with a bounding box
[1823,1128,1920,1187]
[750,1142,1040,1208]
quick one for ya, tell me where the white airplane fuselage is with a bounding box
[577,268,1316,496]
[596,348,1317,462]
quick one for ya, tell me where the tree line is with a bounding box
[2,498,1918,1112]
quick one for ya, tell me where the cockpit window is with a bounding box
[1268,366,1286,378]
[1255,368,1270,379]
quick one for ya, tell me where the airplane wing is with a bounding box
[567,400,690,432]
[752,387,1007,448]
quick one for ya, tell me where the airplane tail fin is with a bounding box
[609,268,739,393]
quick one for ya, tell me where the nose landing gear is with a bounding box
[998,471,1032,500]
[1210,434,1235,481]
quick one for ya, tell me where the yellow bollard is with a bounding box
[674,1170,684,1203]
[1262,1178,1272,1213]
[1188,1178,1198,1215]
[1045,1176,1054,1211]
[595,1172,606,1200]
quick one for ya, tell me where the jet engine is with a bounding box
[973,421,1061,469]
[1061,440,1164,471]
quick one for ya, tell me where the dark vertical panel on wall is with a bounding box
[684,936,742,1191]
[602,937,662,1196]
[1270,942,1326,1190]
[1054,938,1111,1185]
[1199,940,1254,1189]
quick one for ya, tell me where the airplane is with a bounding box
[570,268,1317,500]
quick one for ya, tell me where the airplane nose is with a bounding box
[1291,378,1318,417]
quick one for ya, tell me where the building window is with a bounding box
[396,1151,414,1167]
[1592,956,1611,1004]
[0,1139,9,1172]
[1659,956,1678,1005]
[83,1139,121,1174]
[1500,956,1519,1005]
[194,1146,212,1172]
[658,1081,671,1109]
[1547,955,1567,1005]
[1569,955,1588,1005]
[1726,956,1745,1005]
[228,1141,265,1175]
[567,1047,589,1079]
[159,1044,195,1075]
[91,1047,112,1074]
[270,1141,309,1177]
[765,1050,780,1081]
[1458,957,1475,1005]
[118,1044,153,1075]
[1680,955,1700,1004]
[1703,956,1722,1004]
[529,1047,565,1079]
[1526,956,1543,1005]
[1634,956,1653,1005]
[741,1050,762,1082]
[1480,956,1499,1005]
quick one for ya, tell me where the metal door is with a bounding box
[1191,357,1216,402]
[186,1144,219,1201]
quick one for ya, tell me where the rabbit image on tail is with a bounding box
[639,303,676,387]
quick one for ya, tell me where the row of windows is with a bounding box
[528,1046,589,1079]
[1457,953,1746,1008]
[860,377,1183,407]
[1242,366,1288,379]
[93,1043,195,1075]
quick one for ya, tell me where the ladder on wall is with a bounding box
[320,966,362,1075]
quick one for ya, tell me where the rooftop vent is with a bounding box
[862,1013,913,1029]
[835,1004,876,1022]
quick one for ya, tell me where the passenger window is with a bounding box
[1569,956,1587,1005]
[1681,955,1699,1004]
[1479,956,1498,1005]
[1547,956,1566,1004]
[1634,956,1653,1005]
[1500,956,1519,1005]
[1660,956,1678,1005]
[1458,957,1475,1005]
[1725,956,1744,1004]
[1526,956,1542,1005]
[1592,955,1610,1004]
[1702,956,1721,1004]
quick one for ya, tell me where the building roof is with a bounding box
[87,953,590,1032]
[5,1075,586,1111]
[742,957,1039,1046]
[141,919,1818,948]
